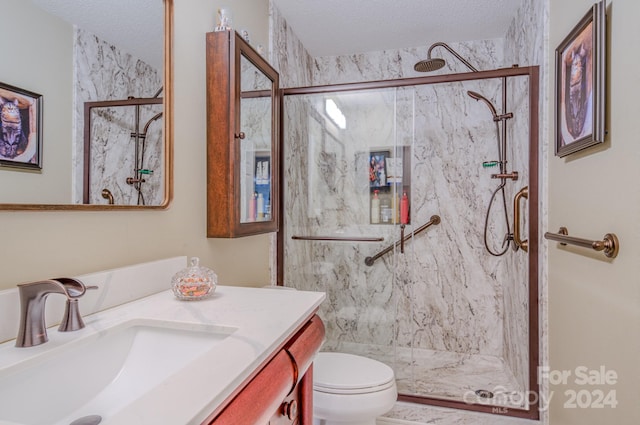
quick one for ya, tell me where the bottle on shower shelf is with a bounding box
[371,190,380,224]
[249,192,257,221]
[257,193,265,220]
[393,192,400,224]
[400,192,409,225]
[380,196,392,224]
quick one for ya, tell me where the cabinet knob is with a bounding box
[235,132,246,139]
[282,400,297,420]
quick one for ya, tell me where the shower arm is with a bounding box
[364,215,441,266]
[429,42,478,73]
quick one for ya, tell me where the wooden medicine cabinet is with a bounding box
[206,30,280,237]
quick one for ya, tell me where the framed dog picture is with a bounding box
[554,0,606,157]
[0,82,43,169]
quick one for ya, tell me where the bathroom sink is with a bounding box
[0,319,237,425]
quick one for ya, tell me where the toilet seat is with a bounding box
[313,352,395,395]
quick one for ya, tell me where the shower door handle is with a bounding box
[513,186,528,252]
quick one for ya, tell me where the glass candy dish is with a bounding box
[171,257,217,300]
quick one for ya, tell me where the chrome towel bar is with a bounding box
[544,227,619,258]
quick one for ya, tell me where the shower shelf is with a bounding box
[364,215,441,266]
[291,235,384,242]
[544,227,619,258]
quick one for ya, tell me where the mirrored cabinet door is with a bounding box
[206,30,279,238]
[239,54,274,224]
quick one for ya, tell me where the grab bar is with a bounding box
[544,227,619,258]
[292,235,384,242]
[365,215,441,266]
[513,186,528,252]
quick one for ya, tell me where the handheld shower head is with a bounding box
[467,90,498,118]
[414,42,479,73]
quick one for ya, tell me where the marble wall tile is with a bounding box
[312,40,504,86]
[269,4,314,88]
[73,28,163,206]
[503,0,549,403]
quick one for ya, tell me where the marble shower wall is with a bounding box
[503,0,549,406]
[312,40,503,86]
[73,28,163,206]
[269,4,314,88]
[269,3,317,288]
[271,0,540,400]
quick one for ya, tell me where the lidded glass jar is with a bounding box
[171,257,217,300]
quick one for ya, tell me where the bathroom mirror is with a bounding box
[239,54,275,224]
[0,0,173,210]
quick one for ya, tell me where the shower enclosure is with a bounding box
[278,66,539,419]
[82,95,164,206]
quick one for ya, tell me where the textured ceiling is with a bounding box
[271,0,525,57]
[31,0,163,70]
[30,0,524,69]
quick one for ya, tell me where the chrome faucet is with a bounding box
[15,278,97,348]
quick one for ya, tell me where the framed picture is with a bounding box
[369,150,389,189]
[0,82,43,169]
[554,0,606,157]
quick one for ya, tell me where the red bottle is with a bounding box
[400,192,409,224]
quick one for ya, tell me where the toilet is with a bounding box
[313,352,397,425]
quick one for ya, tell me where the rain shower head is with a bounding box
[414,57,446,73]
[467,90,498,118]
[414,42,479,73]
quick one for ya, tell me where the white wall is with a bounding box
[0,2,73,203]
[548,0,640,424]
[0,0,273,290]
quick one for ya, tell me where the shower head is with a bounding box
[414,57,446,73]
[414,42,479,73]
[467,90,498,118]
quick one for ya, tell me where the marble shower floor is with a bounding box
[323,342,525,409]
[378,402,537,425]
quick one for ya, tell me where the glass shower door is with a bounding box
[281,73,533,413]
[282,86,412,371]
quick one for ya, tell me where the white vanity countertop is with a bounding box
[0,285,325,425]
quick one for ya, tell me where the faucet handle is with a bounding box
[55,278,97,332]
[59,299,85,332]
[54,277,89,298]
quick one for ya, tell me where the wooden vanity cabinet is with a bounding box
[203,315,325,425]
